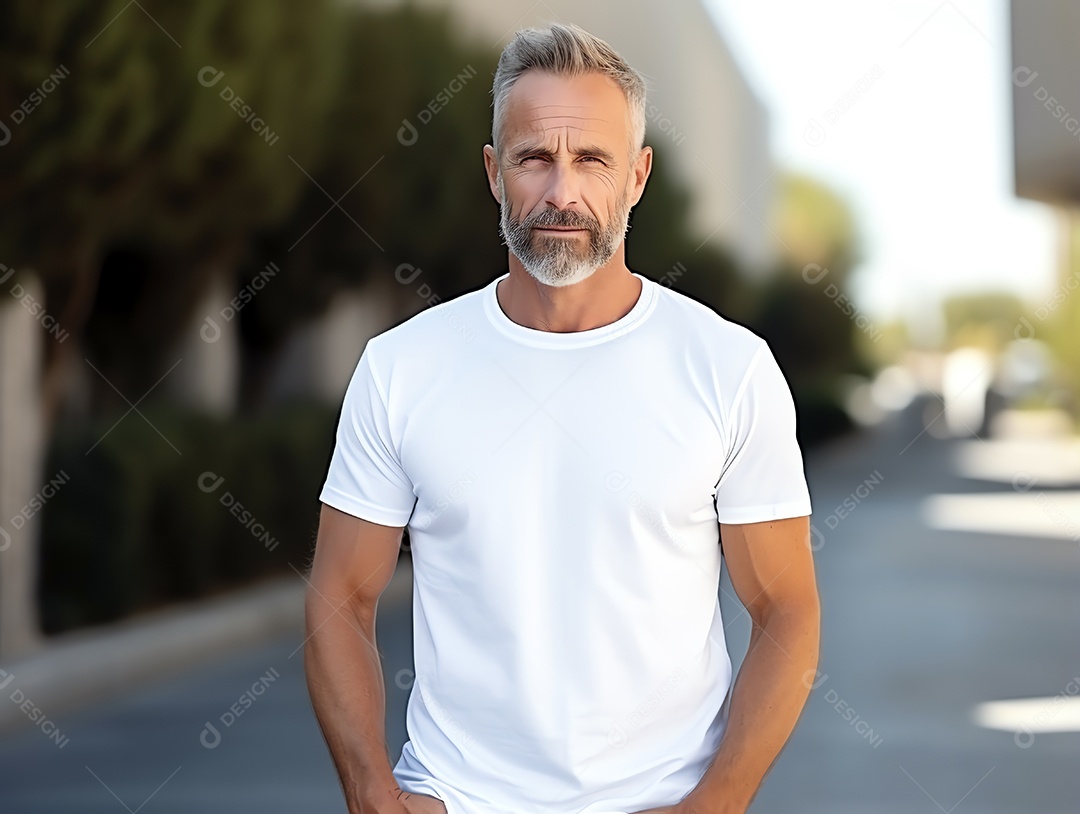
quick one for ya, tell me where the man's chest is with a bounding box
[394,347,728,535]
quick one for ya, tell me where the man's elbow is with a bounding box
[757,591,820,655]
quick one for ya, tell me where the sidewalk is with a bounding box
[0,557,414,737]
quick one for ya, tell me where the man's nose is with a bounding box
[543,160,581,210]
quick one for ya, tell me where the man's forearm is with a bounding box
[682,601,820,813]
[304,591,401,812]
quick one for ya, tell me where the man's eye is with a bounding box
[581,156,602,163]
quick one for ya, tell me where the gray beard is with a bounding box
[498,179,631,288]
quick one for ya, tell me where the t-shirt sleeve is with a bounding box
[319,342,417,527]
[713,340,813,524]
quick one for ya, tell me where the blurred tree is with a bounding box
[772,171,860,275]
[236,4,504,407]
[1039,214,1080,421]
[0,0,343,656]
[753,172,867,445]
[627,141,752,322]
[942,291,1027,352]
[0,0,345,423]
[81,0,345,409]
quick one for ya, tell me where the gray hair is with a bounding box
[490,22,648,161]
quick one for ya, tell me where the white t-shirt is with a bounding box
[319,271,813,814]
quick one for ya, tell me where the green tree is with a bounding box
[753,172,867,445]
[0,0,344,657]
[0,0,345,422]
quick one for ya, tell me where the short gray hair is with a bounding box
[490,22,648,161]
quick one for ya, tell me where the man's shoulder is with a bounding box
[365,277,490,358]
[648,276,767,360]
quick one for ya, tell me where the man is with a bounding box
[305,21,820,814]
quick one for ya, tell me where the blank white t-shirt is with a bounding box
[319,271,812,814]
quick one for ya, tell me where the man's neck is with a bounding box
[496,252,642,334]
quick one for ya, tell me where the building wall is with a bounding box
[1010,0,1080,208]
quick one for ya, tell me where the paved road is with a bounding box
[1,399,1077,812]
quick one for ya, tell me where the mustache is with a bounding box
[521,208,599,232]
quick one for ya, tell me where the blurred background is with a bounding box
[0,0,1077,811]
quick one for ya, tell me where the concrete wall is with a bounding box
[167,273,240,416]
[269,274,402,404]
[0,271,46,661]
[1010,0,1080,207]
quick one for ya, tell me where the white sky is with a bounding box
[704,0,1060,327]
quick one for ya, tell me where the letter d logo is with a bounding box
[1012,66,1038,88]
[1013,316,1035,343]
[803,118,826,147]
[200,317,221,343]
[198,471,225,494]
[200,722,221,749]
[198,66,225,88]
[397,118,419,146]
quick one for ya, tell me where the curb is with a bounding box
[0,556,413,737]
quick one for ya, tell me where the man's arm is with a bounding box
[681,515,821,814]
[303,502,416,814]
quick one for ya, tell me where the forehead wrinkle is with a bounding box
[523,113,611,133]
[511,121,614,148]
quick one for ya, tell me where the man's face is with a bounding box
[487,71,646,288]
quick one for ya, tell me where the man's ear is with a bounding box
[482,144,501,204]
[628,144,653,208]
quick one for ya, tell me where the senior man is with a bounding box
[305,21,820,814]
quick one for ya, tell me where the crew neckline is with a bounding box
[483,272,658,349]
